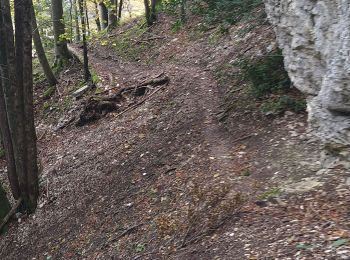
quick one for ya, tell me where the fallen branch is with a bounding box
[115,85,166,118]
[114,223,143,241]
[232,134,254,143]
[0,197,23,231]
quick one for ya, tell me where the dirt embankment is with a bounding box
[0,13,349,260]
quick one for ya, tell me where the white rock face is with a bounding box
[264,0,350,149]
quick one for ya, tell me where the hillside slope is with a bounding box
[0,12,350,259]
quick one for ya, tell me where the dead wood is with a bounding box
[115,85,166,118]
[76,98,120,126]
[0,197,23,232]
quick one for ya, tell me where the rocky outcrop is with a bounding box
[263,0,350,155]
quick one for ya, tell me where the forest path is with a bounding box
[1,26,349,260]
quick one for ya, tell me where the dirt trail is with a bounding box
[1,24,350,259]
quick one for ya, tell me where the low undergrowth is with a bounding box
[219,49,306,120]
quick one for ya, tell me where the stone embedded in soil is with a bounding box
[72,84,93,98]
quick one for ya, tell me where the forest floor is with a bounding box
[1,13,350,260]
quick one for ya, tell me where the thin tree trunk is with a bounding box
[0,6,20,199]
[84,0,90,35]
[31,6,58,86]
[0,0,23,202]
[98,2,108,29]
[144,0,151,26]
[180,0,186,23]
[78,0,91,82]
[150,0,156,23]
[73,0,80,42]
[118,0,123,19]
[0,0,39,213]
[69,0,73,41]
[51,0,72,68]
[94,0,101,31]
[108,0,117,28]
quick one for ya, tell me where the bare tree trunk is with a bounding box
[0,2,20,200]
[180,0,186,22]
[31,6,58,86]
[84,0,90,35]
[150,0,157,23]
[73,0,80,42]
[108,0,118,28]
[15,0,39,213]
[118,0,123,19]
[51,0,72,68]
[144,0,151,26]
[98,2,108,29]
[78,0,91,83]
[94,0,101,31]
[0,0,39,213]
[69,0,73,41]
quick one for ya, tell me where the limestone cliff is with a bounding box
[264,0,350,154]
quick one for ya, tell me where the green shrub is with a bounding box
[239,49,291,98]
[192,0,263,25]
[261,96,306,114]
[43,86,56,99]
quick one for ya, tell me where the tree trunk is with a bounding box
[0,0,39,213]
[84,0,90,35]
[51,0,72,68]
[31,6,58,86]
[108,0,117,28]
[118,0,123,19]
[94,0,101,31]
[69,0,73,41]
[15,0,39,213]
[73,0,80,42]
[98,2,108,30]
[78,0,91,83]
[0,0,22,201]
[0,5,20,200]
[0,183,10,232]
[144,0,151,26]
[150,0,157,23]
[180,0,186,23]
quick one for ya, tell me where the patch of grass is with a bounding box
[171,19,183,33]
[42,101,50,111]
[133,243,145,253]
[240,169,251,176]
[109,22,150,62]
[90,69,101,85]
[258,187,281,200]
[43,86,56,99]
[0,147,5,159]
[261,95,306,114]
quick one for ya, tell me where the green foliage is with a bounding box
[171,19,183,32]
[191,0,263,25]
[239,49,291,98]
[261,96,306,114]
[258,187,281,200]
[240,169,251,176]
[43,86,56,99]
[133,243,145,253]
[43,101,50,111]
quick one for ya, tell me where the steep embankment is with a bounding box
[0,12,350,260]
